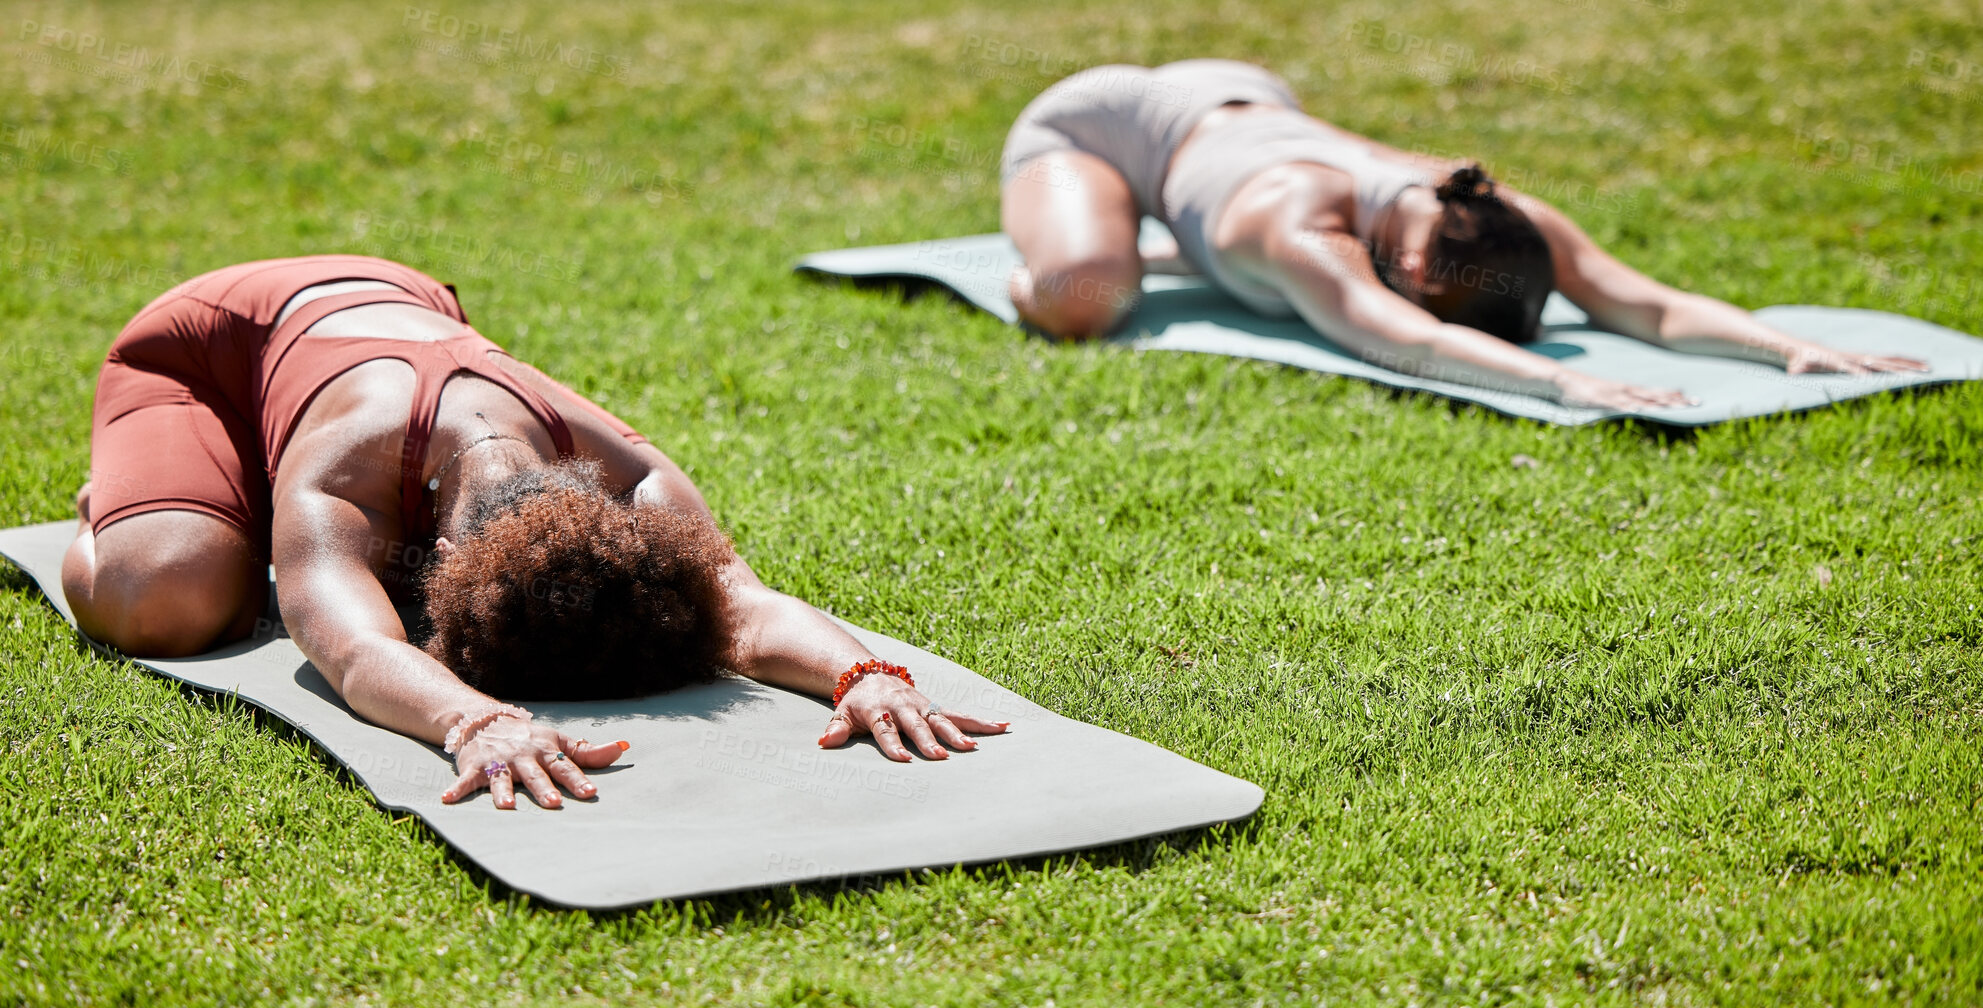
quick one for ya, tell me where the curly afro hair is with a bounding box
[421,459,736,700]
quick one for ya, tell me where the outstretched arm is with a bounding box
[718,566,1011,761]
[272,486,622,809]
[1251,220,1689,410]
[621,456,1011,761]
[1510,193,1926,374]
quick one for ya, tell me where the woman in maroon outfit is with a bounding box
[68,256,1006,809]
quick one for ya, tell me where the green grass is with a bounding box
[3,0,1980,1003]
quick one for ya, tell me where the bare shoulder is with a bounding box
[489,354,662,489]
[276,360,415,501]
[271,359,416,544]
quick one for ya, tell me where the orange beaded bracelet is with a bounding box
[831,659,913,706]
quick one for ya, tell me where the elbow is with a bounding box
[300,633,357,697]
[292,622,386,699]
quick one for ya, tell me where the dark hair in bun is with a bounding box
[1435,163,1498,202]
[1379,162,1555,343]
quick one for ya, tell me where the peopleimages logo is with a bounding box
[0,122,133,175]
[1344,20,1580,95]
[458,126,696,205]
[349,212,585,283]
[695,729,933,803]
[18,20,252,91]
[401,8,632,80]
[1060,65,1195,109]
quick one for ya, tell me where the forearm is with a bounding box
[725,586,871,698]
[1295,287,1571,400]
[1367,322,1571,400]
[1525,196,1801,367]
[308,632,503,744]
[1640,292,1798,365]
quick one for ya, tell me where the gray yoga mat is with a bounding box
[796,221,1983,426]
[0,521,1262,909]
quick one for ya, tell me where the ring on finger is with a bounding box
[547,751,568,763]
[483,760,509,779]
[924,702,943,717]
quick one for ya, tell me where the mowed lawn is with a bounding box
[2,0,1979,1003]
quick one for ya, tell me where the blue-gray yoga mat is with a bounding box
[796,221,1983,426]
[0,521,1262,909]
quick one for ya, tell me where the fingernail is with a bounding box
[614,740,631,751]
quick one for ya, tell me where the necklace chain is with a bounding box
[429,427,528,525]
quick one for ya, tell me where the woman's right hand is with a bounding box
[443,715,628,809]
[1556,372,1695,411]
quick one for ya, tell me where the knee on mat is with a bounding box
[98,588,247,657]
[1016,258,1141,340]
[79,558,258,658]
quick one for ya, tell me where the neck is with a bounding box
[428,420,541,537]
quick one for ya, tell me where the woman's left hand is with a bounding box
[1783,345,1929,375]
[817,673,1011,761]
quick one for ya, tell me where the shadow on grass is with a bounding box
[800,273,973,314]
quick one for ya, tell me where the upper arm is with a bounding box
[1257,220,1455,351]
[270,485,409,691]
[1506,190,1685,340]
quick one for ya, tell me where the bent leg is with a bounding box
[63,508,265,657]
[70,359,272,658]
[999,150,1144,341]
